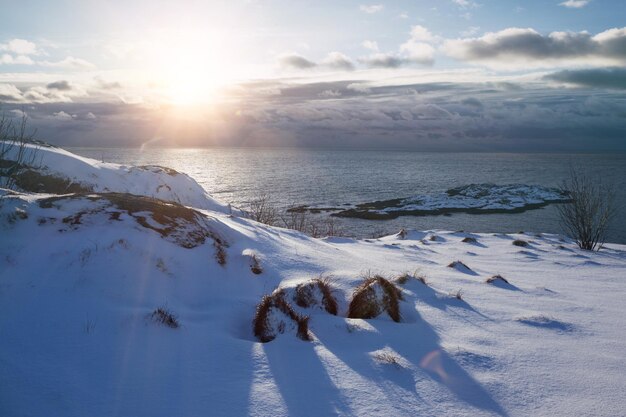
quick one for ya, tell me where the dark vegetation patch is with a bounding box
[38,192,228,257]
[512,239,529,247]
[462,237,477,243]
[250,254,262,274]
[293,278,338,315]
[151,307,179,328]
[348,275,403,322]
[253,290,311,343]
[137,165,181,176]
[0,161,93,194]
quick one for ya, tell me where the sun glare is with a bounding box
[155,28,234,105]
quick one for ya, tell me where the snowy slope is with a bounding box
[2,143,231,213]
[1,148,625,417]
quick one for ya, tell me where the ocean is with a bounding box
[69,148,626,243]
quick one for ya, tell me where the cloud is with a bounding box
[452,0,478,8]
[278,53,317,69]
[359,53,406,68]
[559,0,590,8]
[0,39,37,55]
[362,40,379,51]
[322,52,355,71]
[41,56,96,70]
[0,54,34,65]
[94,77,122,90]
[278,52,354,71]
[545,67,626,89]
[52,111,74,120]
[0,84,25,102]
[47,80,72,91]
[443,27,626,69]
[318,90,342,98]
[362,25,436,68]
[359,4,384,13]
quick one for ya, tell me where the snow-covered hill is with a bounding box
[1,145,625,417]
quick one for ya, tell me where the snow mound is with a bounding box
[1,143,231,213]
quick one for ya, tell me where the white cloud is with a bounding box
[322,52,355,71]
[359,4,384,14]
[0,54,34,65]
[559,0,590,8]
[362,40,379,51]
[52,111,73,120]
[399,41,435,65]
[0,84,25,102]
[452,0,478,8]
[0,39,38,55]
[41,56,96,70]
[409,25,436,42]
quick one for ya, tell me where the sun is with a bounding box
[156,28,235,105]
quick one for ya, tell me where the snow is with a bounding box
[1,146,625,417]
[324,183,569,219]
[3,143,231,213]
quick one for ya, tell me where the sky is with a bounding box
[1,0,626,151]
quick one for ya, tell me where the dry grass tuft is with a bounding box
[250,254,262,274]
[447,260,471,271]
[395,272,412,285]
[151,307,179,328]
[215,243,227,265]
[373,352,402,368]
[461,237,477,243]
[293,277,338,315]
[348,275,403,322]
[395,272,427,286]
[512,239,529,247]
[486,274,510,284]
[253,290,311,343]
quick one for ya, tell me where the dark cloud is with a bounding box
[545,67,626,89]
[323,52,355,71]
[359,54,406,68]
[46,80,72,91]
[4,78,626,152]
[278,54,317,69]
[444,27,626,67]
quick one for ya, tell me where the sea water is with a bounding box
[69,148,626,243]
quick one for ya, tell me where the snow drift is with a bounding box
[1,144,625,417]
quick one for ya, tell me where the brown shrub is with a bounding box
[293,277,338,315]
[253,290,311,343]
[462,237,477,243]
[348,275,402,322]
[447,260,471,271]
[486,274,509,284]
